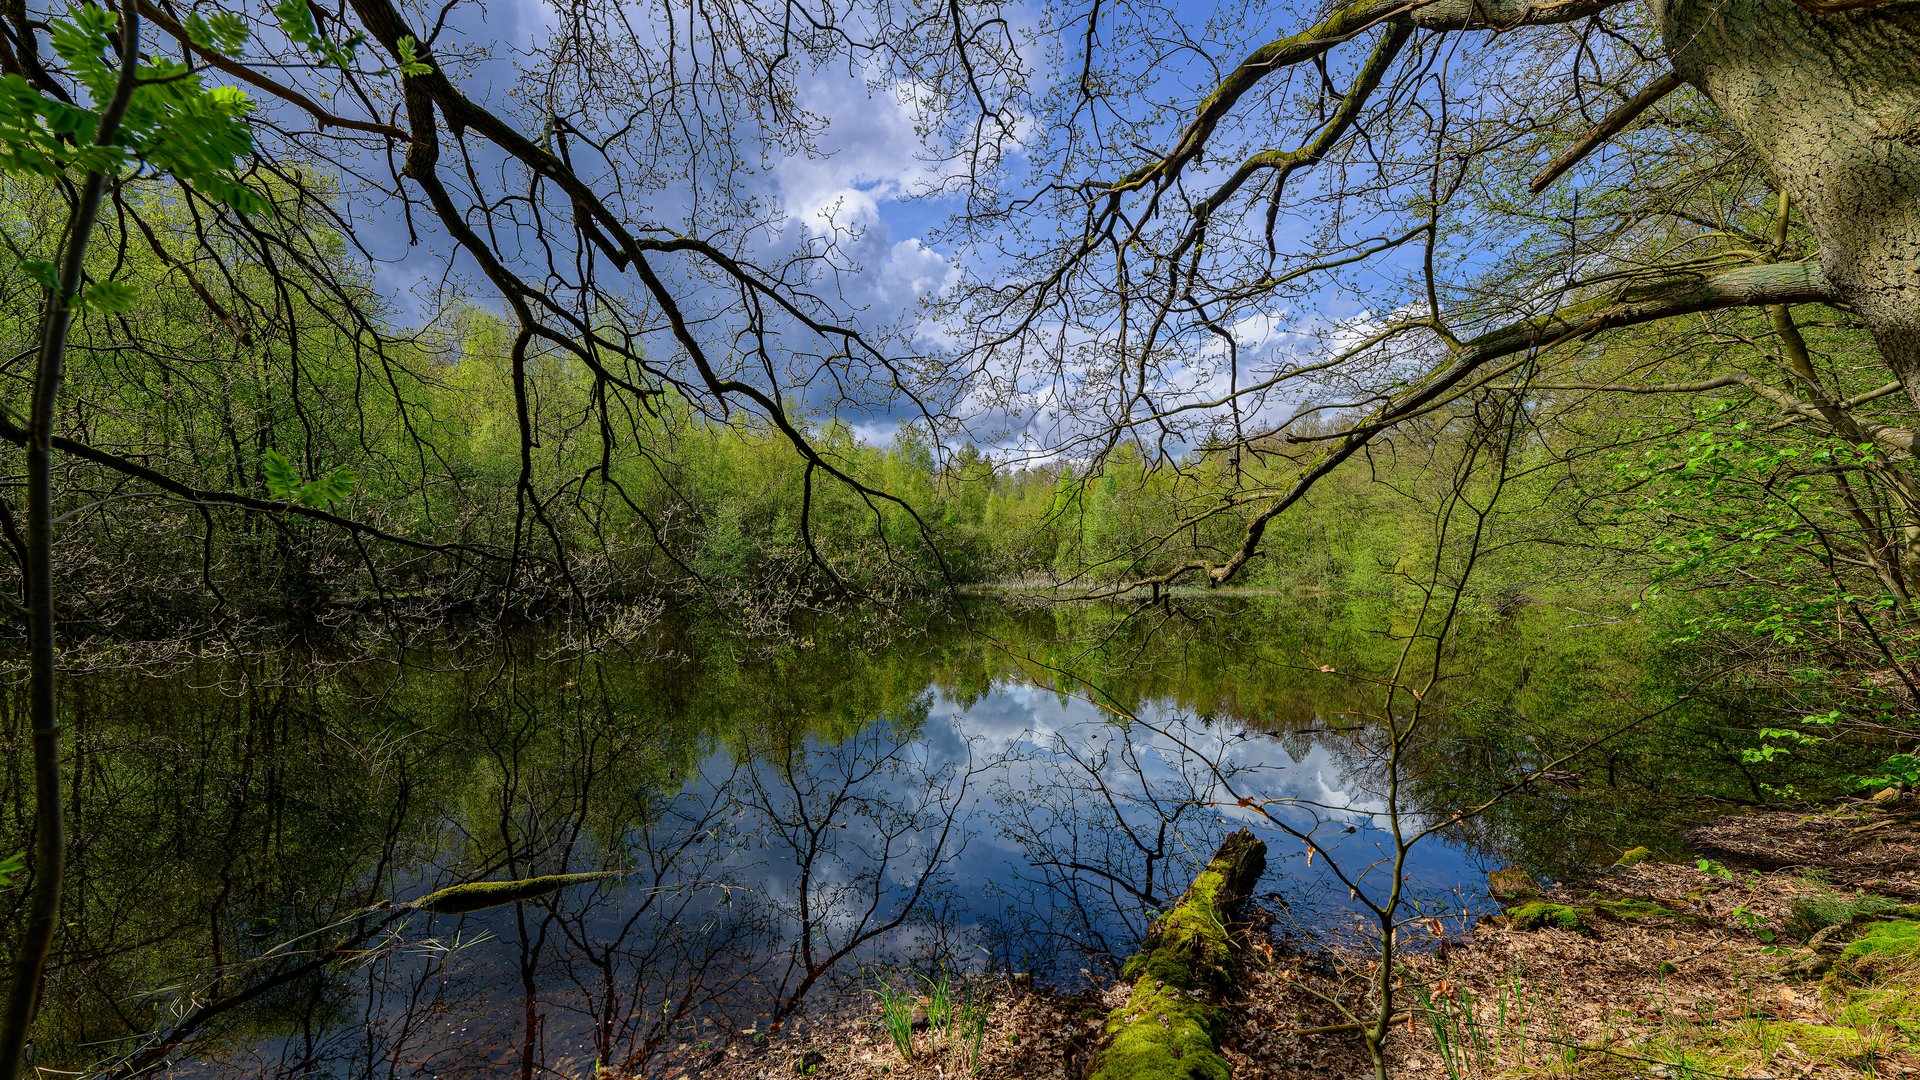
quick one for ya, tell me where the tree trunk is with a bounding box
[0,16,141,1076]
[1652,0,1920,407]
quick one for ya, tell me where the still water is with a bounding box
[9,599,1763,1077]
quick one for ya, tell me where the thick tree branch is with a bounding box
[1530,70,1685,193]
[0,416,501,560]
[1108,0,1626,199]
[136,0,409,141]
[1522,373,1916,455]
[1118,259,1836,592]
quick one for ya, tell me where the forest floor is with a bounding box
[674,793,1920,1080]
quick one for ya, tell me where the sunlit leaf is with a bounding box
[15,258,57,291]
[261,448,302,501]
[296,466,357,509]
[77,280,137,312]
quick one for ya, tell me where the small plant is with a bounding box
[956,986,992,1074]
[875,979,916,1061]
[871,967,995,1074]
[1415,977,1514,1079]
[261,447,358,509]
[1785,892,1899,941]
[1413,982,1468,1080]
[921,967,955,1032]
[1852,752,1920,791]
[1730,905,1776,944]
[1696,857,1733,880]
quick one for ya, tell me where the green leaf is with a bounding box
[0,6,263,216]
[274,0,360,68]
[296,466,357,509]
[395,35,433,76]
[261,448,302,500]
[262,452,357,508]
[0,851,23,888]
[77,280,138,312]
[271,0,319,48]
[185,11,250,53]
[16,258,57,291]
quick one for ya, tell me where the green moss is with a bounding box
[1614,845,1655,867]
[1505,1012,1886,1079]
[1841,919,1920,961]
[1508,901,1591,933]
[1590,897,1681,922]
[1837,982,1920,1041]
[408,870,625,914]
[1762,1021,1870,1060]
[1121,863,1235,987]
[1536,1038,1746,1080]
[1090,978,1232,1080]
[1488,866,1539,902]
[1094,832,1263,1080]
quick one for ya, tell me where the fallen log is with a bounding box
[1087,829,1267,1080]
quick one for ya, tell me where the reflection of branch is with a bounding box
[100,911,409,1077]
[751,725,983,1028]
[1407,696,1694,849]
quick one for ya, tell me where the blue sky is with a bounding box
[232,0,1450,458]
[350,0,982,347]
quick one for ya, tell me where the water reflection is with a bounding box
[4,600,1760,1077]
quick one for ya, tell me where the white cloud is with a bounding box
[775,68,968,236]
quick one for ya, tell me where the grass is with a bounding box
[1786,892,1905,942]
[871,968,996,1074]
[956,985,992,1073]
[1413,967,1544,1079]
[875,978,917,1061]
[922,969,954,1033]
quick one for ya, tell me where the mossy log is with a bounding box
[1507,896,1687,934]
[1087,829,1267,1080]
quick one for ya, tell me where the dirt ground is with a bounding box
[669,795,1920,1080]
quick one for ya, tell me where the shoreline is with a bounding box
[678,794,1920,1079]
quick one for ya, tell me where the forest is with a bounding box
[0,0,1916,1078]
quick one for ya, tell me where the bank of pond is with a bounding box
[0,598,1892,1077]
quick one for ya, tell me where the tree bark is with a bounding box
[1653,0,1920,407]
[0,14,141,1078]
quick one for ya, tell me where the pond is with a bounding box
[6,597,1797,1077]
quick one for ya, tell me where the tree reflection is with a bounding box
[0,602,1801,1076]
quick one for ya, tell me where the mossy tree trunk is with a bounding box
[1086,829,1267,1080]
[1652,0,1920,570]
